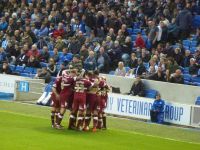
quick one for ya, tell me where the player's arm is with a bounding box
[52,85,60,100]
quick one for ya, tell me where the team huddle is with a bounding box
[50,69,109,132]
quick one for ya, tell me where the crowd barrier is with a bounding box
[105,93,192,126]
[101,74,200,105]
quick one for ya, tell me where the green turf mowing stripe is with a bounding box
[0,111,199,150]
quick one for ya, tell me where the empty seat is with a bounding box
[20,73,30,77]
[9,65,16,72]
[49,51,54,57]
[190,47,196,53]
[182,40,190,47]
[125,67,131,73]
[191,77,200,83]
[23,67,34,74]
[190,40,197,47]
[145,89,158,99]
[127,28,133,35]
[183,74,191,81]
[131,35,137,41]
[133,29,141,34]
[15,66,25,73]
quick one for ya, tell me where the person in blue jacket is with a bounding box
[150,93,165,124]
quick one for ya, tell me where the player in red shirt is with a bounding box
[56,69,77,129]
[51,76,62,128]
[84,71,100,132]
[97,76,109,129]
[69,71,92,131]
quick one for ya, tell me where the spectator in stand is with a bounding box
[16,48,29,67]
[181,50,193,67]
[27,44,40,59]
[0,62,12,74]
[167,18,180,44]
[166,58,179,74]
[173,47,183,66]
[79,44,89,62]
[115,61,126,76]
[37,23,49,37]
[21,31,33,46]
[68,54,83,75]
[0,17,8,31]
[129,76,145,97]
[84,50,96,71]
[134,32,145,48]
[35,67,51,84]
[147,20,159,48]
[134,58,146,77]
[68,36,81,54]
[148,67,165,82]
[40,46,50,63]
[189,58,200,76]
[47,58,57,77]
[54,36,66,51]
[129,53,138,69]
[176,4,192,40]
[52,22,65,39]
[96,47,110,73]
[0,47,7,65]
[27,55,41,68]
[170,69,184,84]
[59,48,71,64]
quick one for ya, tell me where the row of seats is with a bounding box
[10,65,38,74]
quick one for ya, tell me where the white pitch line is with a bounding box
[0,109,200,146]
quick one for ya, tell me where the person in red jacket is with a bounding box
[134,32,146,48]
[52,22,65,39]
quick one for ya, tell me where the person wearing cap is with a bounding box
[150,93,165,124]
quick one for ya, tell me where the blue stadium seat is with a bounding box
[190,40,197,47]
[20,73,30,77]
[9,65,16,72]
[190,47,196,53]
[192,15,200,28]
[109,71,115,75]
[49,51,54,57]
[133,29,141,34]
[183,74,191,82]
[40,62,48,68]
[127,28,133,35]
[33,68,38,74]
[145,89,158,99]
[182,40,190,47]
[66,53,73,61]
[15,66,25,73]
[195,96,200,105]
[141,30,146,35]
[183,67,189,74]
[142,36,148,42]
[183,46,189,50]
[131,35,137,41]
[23,67,34,74]
[191,77,200,83]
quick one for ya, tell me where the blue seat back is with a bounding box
[195,96,200,105]
[145,89,158,99]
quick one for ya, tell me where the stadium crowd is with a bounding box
[0,0,200,85]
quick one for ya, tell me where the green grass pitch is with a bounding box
[0,101,200,150]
